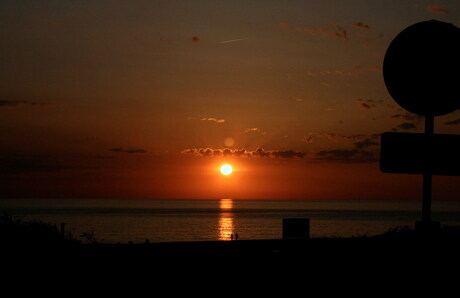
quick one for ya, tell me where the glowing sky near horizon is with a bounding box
[1,0,460,200]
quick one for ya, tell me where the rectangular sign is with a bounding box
[282,218,310,239]
[380,132,460,176]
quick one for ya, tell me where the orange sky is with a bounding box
[1,0,460,200]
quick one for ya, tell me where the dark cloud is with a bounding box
[308,133,367,144]
[324,133,366,142]
[0,100,44,107]
[360,102,375,110]
[391,112,422,131]
[296,25,348,42]
[356,99,383,110]
[445,118,460,125]
[110,148,148,154]
[315,149,359,160]
[181,148,306,159]
[271,150,306,158]
[391,112,423,122]
[185,133,380,163]
[393,122,417,131]
[353,138,379,150]
[314,148,378,163]
[190,36,201,43]
[252,148,271,158]
[125,149,148,154]
[352,22,370,30]
[313,134,379,162]
[288,22,385,48]
[427,5,449,14]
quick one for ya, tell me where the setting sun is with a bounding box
[220,164,233,176]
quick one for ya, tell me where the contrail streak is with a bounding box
[219,38,247,44]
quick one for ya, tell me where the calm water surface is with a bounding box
[1,199,460,243]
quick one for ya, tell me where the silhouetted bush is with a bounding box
[381,225,415,236]
[80,231,99,244]
[0,213,81,246]
[376,224,460,244]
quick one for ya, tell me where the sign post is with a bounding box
[422,116,433,224]
[381,20,460,233]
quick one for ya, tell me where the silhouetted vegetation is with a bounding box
[380,225,415,237]
[2,212,460,256]
[371,224,460,243]
[0,213,81,246]
[80,231,99,244]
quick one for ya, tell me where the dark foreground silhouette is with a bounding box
[2,213,460,274]
[5,215,458,292]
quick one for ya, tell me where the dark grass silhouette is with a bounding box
[4,215,458,287]
[2,213,460,266]
[0,213,80,246]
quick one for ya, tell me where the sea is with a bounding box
[1,198,460,244]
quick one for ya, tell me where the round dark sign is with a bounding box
[383,20,460,116]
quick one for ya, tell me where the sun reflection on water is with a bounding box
[218,199,234,241]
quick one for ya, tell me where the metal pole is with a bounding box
[422,115,434,223]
